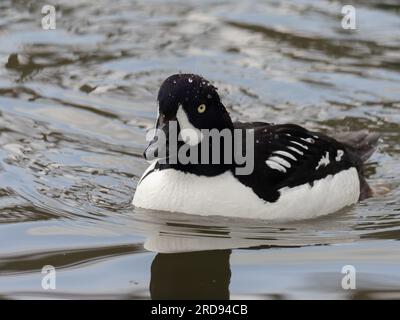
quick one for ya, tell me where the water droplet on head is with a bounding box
[188,78,193,83]
[207,94,212,99]
[173,80,177,84]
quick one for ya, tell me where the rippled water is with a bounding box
[0,0,400,299]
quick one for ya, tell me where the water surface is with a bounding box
[0,0,400,299]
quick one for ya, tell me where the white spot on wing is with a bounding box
[316,151,330,170]
[300,137,315,144]
[266,160,287,173]
[268,156,291,168]
[274,150,297,161]
[287,146,304,155]
[336,150,344,161]
[291,141,309,150]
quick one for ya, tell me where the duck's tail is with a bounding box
[333,130,380,162]
[333,130,380,200]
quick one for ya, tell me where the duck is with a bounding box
[132,74,379,220]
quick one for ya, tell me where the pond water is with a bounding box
[0,0,400,299]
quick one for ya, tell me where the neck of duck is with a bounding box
[164,113,235,176]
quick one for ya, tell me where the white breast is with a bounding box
[132,166,360,221]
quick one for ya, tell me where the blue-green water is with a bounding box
[0,0,399,299]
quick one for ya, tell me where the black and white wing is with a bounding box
[234,123,361,203]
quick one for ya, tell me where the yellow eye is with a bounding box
[197,104,206,113]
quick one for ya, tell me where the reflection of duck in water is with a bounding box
[143,214,272,300]
[138,210,347,299]
[150,250,231,300]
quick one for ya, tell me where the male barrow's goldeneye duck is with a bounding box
[132,74,379,220]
